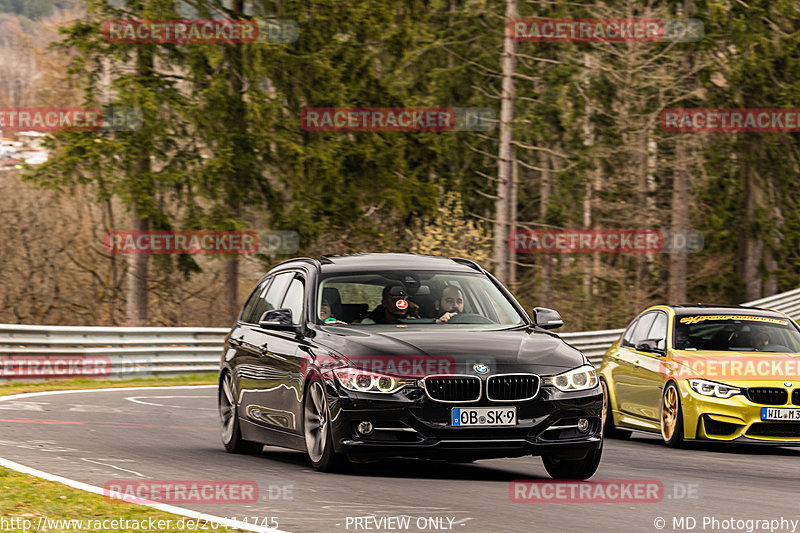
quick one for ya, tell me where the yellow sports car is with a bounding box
[599,305,800,447]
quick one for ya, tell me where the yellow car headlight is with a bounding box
[688,379,740,399]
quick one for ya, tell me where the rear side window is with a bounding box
[249,272,293,323]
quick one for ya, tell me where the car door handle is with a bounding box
[260,348,287,361]
[633,359,640,368]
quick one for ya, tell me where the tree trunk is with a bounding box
[668,0,696,305]
[763,173,781,296]
[764,252,777,296]
[540,149,551,304]
[125,45,154,326]
[669,139,689,304]
[581,53,595,300]
[742,159,763,300]
[492,0,518,283]
[221,0,249,323]
[126,213,149,325]
[508,159,518,288]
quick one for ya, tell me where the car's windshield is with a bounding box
[317,271,525,327]
[673,314,800,352]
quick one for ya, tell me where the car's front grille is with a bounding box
[486,374,540,401]
[744,387,788,405]
[422,376,481,402]
[793,389,800,405]
[747,423,800,438]
[703,416,739,436]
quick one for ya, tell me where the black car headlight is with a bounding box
[333,368,416,393]
[544,365,599,392]
[688,379,740,399]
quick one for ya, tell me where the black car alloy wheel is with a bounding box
[219,372,263,454]
[304,379,346,471]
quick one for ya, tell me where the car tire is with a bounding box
[661,381,685,448]
[304,379,347,472]
[600,379,631,439]
[219,372,263,454]
[541,443,602,480]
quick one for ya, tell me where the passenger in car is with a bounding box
[434,285,465,323]
[359,283,419,324]
[752,330,770,350]
[320,297,347,324]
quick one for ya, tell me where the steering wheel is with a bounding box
[445,313,495,324]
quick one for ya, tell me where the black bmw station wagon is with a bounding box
[219,253,602,478]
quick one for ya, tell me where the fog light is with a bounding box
[357,421,374,435]
[577,418,590,433]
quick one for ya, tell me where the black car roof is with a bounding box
[669,304,784,317]
[315,253,485,274]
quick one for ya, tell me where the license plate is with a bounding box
[761,408,800,421]
[451,407,517,427]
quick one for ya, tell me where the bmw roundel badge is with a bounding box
[473,363,489,374]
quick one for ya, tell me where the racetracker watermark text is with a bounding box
[103,19,299,43]
[304,355,457,379]
[105,230,258,255]
[301,107,495,132]
[661,108,800,132]
[0,107,141,132]
[0,356,111,378]
[103,480,258,505]
[510,229,703,253]
[510,480,663,502]
[509,18,703,42]
[660,355,800,381]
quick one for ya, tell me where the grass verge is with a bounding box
[0,467,245,532]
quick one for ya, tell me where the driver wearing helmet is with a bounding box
[360,283,420,324]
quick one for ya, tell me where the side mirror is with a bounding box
[259,309,300,332]
[635,339,666,356]
[533,307,564,330]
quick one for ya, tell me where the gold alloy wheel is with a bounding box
[661,385,678,440]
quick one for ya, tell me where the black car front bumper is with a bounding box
[327,382,603,460]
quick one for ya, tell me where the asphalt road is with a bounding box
[1,386,799,533]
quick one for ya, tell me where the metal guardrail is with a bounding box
[560,329,626,365]
[2,288,800,380]
[743,288,800,320]
[0,325,228,380]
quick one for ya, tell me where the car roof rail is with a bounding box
[450,257,483,272]
[272,257,321,272]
